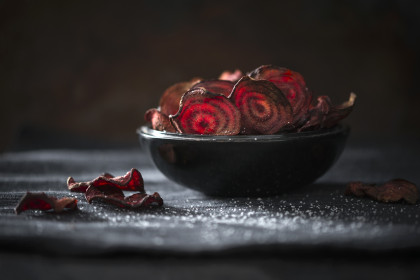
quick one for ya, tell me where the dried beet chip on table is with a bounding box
[85,185,163,209]
[191,80,235,97]
[144,108,176,132]
[345,178,419,204]
[249,65,312,127]
[170,87,241,135]
[159,77,202,116]
[15,192,78,214]
[229,76,293,135]
[67,168,144,193]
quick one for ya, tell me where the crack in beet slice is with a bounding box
[15,192,78,214]
[145,108,176,132]
[67,168,144,193]
[229,76,293,135]
[191,80,235,97]
[249,65,312,127]
[159,78,202,116]
[218,69,243,82]
[345,179,419,204]
[170,87,241,135]
[85,185,163,208]
[299,93,356,131]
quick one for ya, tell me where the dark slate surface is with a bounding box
[0,145,420,257]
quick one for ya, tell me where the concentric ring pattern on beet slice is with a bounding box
[249,65,312,127]
[145,108,176,132]
[159,77,201,116]
[229,76,293,135]
[170,87,241,135]
[191,80,235,97]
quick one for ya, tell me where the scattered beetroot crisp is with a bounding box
[85,185,163,209]
[15,192,78,214]
[68,168,163,209]
[145,64,356,135]
[345,179,419,204]
[67,168,144,193]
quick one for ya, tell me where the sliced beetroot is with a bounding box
[298,93,356,131]
[218,69,243,82]
[345,179,419,204]
[249,65,312,127]
[170,87,241,135]
[191,80,235,97]
[229,76,293,134]
[144,108,176,132]
[323,92,356,128]
[159,77,201,116]
[85,185,163,209]
[15,192,78,214]
[67,168,144,193]
[297,95,332,132]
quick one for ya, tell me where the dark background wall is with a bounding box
[1,0,419,151]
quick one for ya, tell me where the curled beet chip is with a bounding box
[191,80,235,97]
[145,108,176,132]
[229,76,293,135]
[218,69,243,82]
[345,179,419,204]
[323,92,356,128]
[68,168,144,193]
[170,87,241,135]
[15,192,78,214]
[299,93,356,131]
[159,78,201,116]
[85,185,163,209]
[249,65,312,127]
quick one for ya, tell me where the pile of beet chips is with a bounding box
[145,65,356,135]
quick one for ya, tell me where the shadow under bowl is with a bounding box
[138,125,349,197]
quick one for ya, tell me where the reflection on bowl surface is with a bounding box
[138,125,349,197]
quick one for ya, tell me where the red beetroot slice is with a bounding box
[67,168,144,193]
[170,87,241,135]
[145,108,176,132]
[15,192,78,214]
[345,179,419,204]
[218,69,243,82]
[85,185,163,209]
[159,77,202,116]
[191,80,235,97]
[229,76,293,135]
[249,65,312,127]
[298,93,356,131]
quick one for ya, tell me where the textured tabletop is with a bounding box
[1,145,420,257]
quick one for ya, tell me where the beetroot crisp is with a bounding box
[85,185,163,209]
[171,87,241,135]
[345,179,419,204]
[15,192,78,214]
[67,168,144,193]
[68,169,163,209]
[145,64,356,135]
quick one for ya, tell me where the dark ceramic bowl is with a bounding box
[138,125,349,197]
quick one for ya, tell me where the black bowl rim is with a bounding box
[137,124,350,143]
